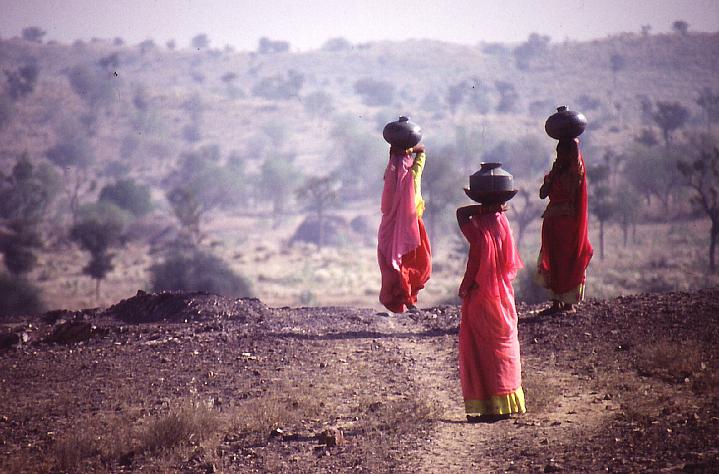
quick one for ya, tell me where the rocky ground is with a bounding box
[1,288,718,473]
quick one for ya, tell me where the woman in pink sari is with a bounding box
[377,144,431,313]
[456,195,525,422]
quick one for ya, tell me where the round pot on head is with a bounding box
[545,106,587,140]
[383,116,422,150]
[464,162,518,204]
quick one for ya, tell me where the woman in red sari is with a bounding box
[537,138,593,314]
[377,144,431,313]
[456,198,525,422]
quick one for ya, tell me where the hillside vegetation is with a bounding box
[0,30,718,312]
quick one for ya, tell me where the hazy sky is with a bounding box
[1,0,718,51]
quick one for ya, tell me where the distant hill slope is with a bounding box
[1,32,717,171]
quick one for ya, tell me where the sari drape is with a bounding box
[537,151,593,296]
[377,152,431,313]
[458,211,525,415]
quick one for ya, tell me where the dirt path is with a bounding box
[375,311,620,473]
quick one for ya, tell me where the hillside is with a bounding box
[1,288,718,472]
[1,31,719,314]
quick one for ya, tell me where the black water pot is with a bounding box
[464,162,518,204]
[544,106,587,140]
[382,116,422,149]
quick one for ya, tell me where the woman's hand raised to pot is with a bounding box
[412,144,425,154]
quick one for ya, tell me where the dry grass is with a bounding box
[635,339,704,384]
[227,387,326,445]
[137,400,223,453]
[355,396,439,435]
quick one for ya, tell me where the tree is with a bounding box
[252,70,304,100]
[46,130,96,223]
[652,101,690,146]
[150,248,252,297]
[0,95,14,130]
[97,53,120,72]
[21,26,45,43]
[0,153,61,224]
[138,39,156,54]
[495,81,519,113]
[0,221,42,276]
[512,33,550,70]
[624,144,681,213]
[221,72,243,99]
[327,115,386,200]
[5,64,39,100]
[0,273,44,316]
[259,153,299,216]
[167,186,203,244]
[191,33,210,50]
[321,37,352,52]
[677,147,719,270]
[353,78,395,107]
[422,145,464,245]
[697,88,719,132]
[295,176,341,248]
[446,81,467,115]
[465,78,492,114]
[99,179,153,217]
[70,203,127,300]
[609,53,626,87]
[482,135,548,181]
[257,37,290,54]
[509,188,543,251]
[672,20,689,35]
[587,162,616,260]
[66,64,115,110]
[303,91,335,118]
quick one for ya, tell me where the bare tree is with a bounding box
[509,188,543,251]
[295,176,341,248]
[652,101,690,146]
[697,88,719,132]
[677,148,719,271]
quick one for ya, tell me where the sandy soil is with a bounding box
[1,288,718,473]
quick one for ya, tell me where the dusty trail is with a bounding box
[375,311,619,473]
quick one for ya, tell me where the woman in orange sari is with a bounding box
[537,138,593,314]
[456,199,525,422]
[377,144,431,313]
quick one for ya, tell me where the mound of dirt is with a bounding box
[103,290,269,324]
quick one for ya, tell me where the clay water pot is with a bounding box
[382,116,422,149]
[464,162,518,204]
[544,106,587,140]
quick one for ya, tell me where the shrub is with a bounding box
[21,26,45,43]
[252,70,304,100]
[354,78,395,106]
[5,64,39,100]
[257,37,290,54]
[0,273,44,317]
[321,37,352,52]
[150,249,252,297]
[99,179,153,217]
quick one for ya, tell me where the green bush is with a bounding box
[150,249,252,297]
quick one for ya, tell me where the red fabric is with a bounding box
[378,218,431,313]
[458,212,523,401]
[538,151,593,294]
